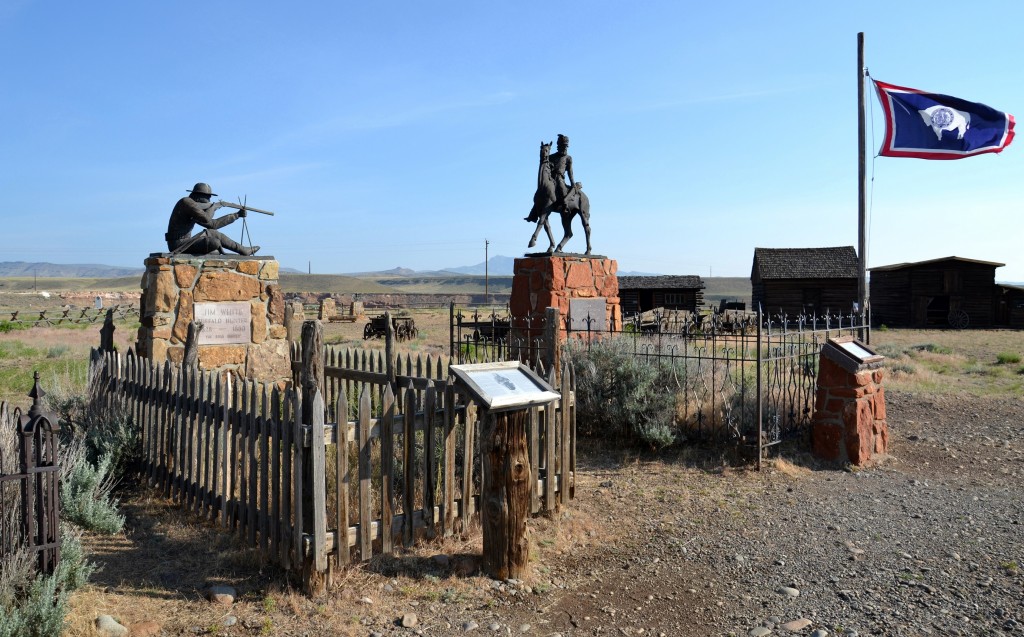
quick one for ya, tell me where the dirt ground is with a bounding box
[27,325,1020,636]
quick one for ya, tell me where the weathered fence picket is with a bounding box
[88,328,575,592]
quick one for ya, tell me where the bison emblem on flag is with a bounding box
[873,79,1014,159]
[919,105,970,140]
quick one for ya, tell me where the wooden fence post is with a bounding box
[543,307,561,378]
[300,319,326,595]
[480,408,531,580]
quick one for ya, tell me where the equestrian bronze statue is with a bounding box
[526,135,591,255]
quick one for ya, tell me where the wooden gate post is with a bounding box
[300,320,326,595]
[543,307,561,378]
[480,408,531,580]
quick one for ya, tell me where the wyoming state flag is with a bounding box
[873,80,1015,159]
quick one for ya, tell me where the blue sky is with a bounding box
[3,1,1022,280]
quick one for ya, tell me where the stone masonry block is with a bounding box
[811,422,843,462]
[193,270,262,302]
[172,291,193,343]
[565,262,593,289]
[236,260,260,275]
[251,301,267,344]
[258,261,280,280]
[174,264,198,289]
[199,345,247,369]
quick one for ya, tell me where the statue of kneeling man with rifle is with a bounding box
[166,182,268,256]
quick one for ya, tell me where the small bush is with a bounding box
[46,345,70,359]
[568,338,676,449]
[61,452,125,534]
[996,352,1021,365]
[874,344,904,359]
[911,343,953,355]
[0,529,94,637]
[889,362,917,376]
[0,321,30,334]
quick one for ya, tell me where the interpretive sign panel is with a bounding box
[569,297,606,331]
[822,335,884,372]
[450,361,560,412]
[195,301,252,345]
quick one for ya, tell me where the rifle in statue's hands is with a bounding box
[216,201,276,216]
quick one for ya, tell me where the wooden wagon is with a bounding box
[363,315,418,342]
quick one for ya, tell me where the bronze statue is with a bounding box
[166,183,260,255]
[526,135,591,255]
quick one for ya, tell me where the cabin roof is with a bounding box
[617,275,705,290]
[869,256,1005,272]
[752,246,859,280]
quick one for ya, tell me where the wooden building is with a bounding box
[869,256,1004,328]
[750,246,859,317]
[617,275,705,315]
[995,284,1024,329]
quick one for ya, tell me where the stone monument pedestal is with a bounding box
[136,254,291,383]
[811,350,889,466]
[510,255,621,343]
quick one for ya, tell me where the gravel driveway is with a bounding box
[493,391,1024,637]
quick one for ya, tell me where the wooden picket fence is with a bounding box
[89,342,575,590]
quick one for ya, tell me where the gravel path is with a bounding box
[492,391,1024,637]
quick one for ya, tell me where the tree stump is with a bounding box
[480,409,531,580]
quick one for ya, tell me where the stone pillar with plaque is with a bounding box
[509,254,621,345]
[811,336,889,466]
[136,254,291,382]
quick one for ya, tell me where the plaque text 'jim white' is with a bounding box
[195,301,252,345]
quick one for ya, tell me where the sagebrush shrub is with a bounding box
[0,529,93,637]
[61,452,124,534]
[567,338,676,449]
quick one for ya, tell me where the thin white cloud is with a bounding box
[302,90,518,137]
[629,83,819,113]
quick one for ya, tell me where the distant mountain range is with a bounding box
[0,257,664,280]
[0,261,142,278]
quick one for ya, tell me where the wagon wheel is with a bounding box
[948,309,969,329]
[363,323,373,339]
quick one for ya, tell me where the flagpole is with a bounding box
[857,32,868,341]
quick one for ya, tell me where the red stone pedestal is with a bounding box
[811,356,889,466]
[509,256,621,342]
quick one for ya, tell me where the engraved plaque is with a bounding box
[450,361,560,412]
[569,297,607,331]
[195,301,252,345]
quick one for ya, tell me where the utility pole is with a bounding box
[485,239,490,303]
[857,32,869,341]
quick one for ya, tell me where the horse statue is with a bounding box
[526,141,592,254]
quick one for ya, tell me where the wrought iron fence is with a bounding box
[565,308,869,461]
[448,303,553,372]
[0,374,62,575]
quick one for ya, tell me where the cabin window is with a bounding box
[664,293,684,306]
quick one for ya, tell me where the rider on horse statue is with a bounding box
[526,134,574,223]
[526,134,592,254]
